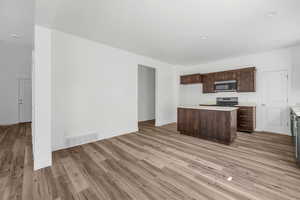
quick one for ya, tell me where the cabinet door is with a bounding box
[215,71,236,81]
[190,74,202,83]
[202,74,215,93]
[180,76,190,84]
[202,75,209,93]
[225,71,236,80]
[215,72,224,81]
[237,107,256,132]
[180,74,202,84]
[177,108,200,137]
[177,108,187,132]
[237,68,256,92]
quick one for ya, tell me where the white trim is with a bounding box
[52,128,138,152]
[155,68,159,127]
[0,122,20,126]
[33,26,52,171]
[33,157,52,171]
[156,120,176,127]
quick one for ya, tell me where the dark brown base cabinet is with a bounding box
[177,108,237,144]
[237,106,256,132]
[198,105,257,133]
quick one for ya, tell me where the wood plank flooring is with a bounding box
[1,122,300,200]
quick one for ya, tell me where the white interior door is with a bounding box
[261,70,289,134]
[19,79,32,123]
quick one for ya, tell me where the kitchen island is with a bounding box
[177,106,238,144]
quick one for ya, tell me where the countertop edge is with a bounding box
[178,106,239,111]
[199,104,256,107]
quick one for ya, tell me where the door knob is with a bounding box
[261,104,266,106]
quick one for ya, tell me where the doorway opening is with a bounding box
[138,65,156,129]
[18,78,32,123]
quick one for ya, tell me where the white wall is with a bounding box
[0,42,32,125]
[138,65,155,122]
[290,45,300,105]
[49,28,177,151]
[33,26,52,170]
[177,48,300,133]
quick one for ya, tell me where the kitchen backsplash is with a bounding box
[179,84,258,105]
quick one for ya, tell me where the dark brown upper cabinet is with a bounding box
[215,70,237,82]
[236,67,256,92]
[202,73,215,93]
[214,72,225,81]
[202,67,256,93]
[215,71,234,81]
[180,74,202,84]
[225,70,237,80]
[181,67,256,93]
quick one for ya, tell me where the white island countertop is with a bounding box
[178,105,239,111]
[199,103,257,107]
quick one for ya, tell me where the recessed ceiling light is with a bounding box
[266,11,277,17]
[11,34,20,38]
[200,36,208,40]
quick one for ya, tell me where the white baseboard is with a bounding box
[0,121,24,126]
[34,156,52,171]
[255,128,291,136]
[156,120,176,127]
[98,127,139,141]
[52,127,138,152]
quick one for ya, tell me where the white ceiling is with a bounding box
[0,0,34,47]
[36,0,300,65]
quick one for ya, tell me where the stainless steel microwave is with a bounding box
[214,80,237,92]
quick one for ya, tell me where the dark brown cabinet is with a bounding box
[180,67,256,93]
[236,68,256,92]
[180,74,202,84]
[236,106,256,132]
[178,108,237,144]
[215,71,235,81]
[225,70,237,80]
[202,73,215,93]
[214,72,225,81]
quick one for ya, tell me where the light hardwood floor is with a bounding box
[1,122,300,200]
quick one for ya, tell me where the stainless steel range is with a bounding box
[216,97,238,107]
